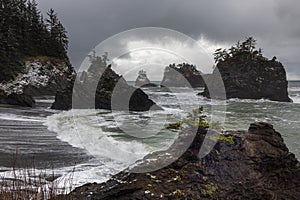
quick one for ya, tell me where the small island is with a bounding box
[161,63,206,88]
[135,70,158,87]
[200,37,292,102]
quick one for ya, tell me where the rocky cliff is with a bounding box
[66,122,300,199]
[0,57,74,107]
[52,55,161,111]
[161,63,205,88]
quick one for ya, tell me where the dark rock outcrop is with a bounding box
[161,63,205,88]
[52,56,161,111]
[67,122,300,199]
[140,83,159,87]
[0,57,74,107]
[200,51,291,102]
[0,92,35,107]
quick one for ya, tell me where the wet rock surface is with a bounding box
[65,122,300,199]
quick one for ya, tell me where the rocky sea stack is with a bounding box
[161,63,205,88]
[200,37,292,102]
[135,70,158,87]
[0,57,74,107]
[52,54,161,111]
[66,122,300,200]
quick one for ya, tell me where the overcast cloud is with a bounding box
[37,0,300,80]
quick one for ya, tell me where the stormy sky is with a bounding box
[37,0,300,80]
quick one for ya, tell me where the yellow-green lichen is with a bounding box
[170,189,185,198]
[166,121,182,129]
[210,135,235,145]
[201,183,218,196]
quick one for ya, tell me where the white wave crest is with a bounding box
[45,110,149,164]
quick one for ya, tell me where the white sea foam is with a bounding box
[0,113,45,122]
[45,109,150,165]
[44,108,180,186]
[43,110,148,186]
[227,98,275,103]
[35,99,55,104]
[289,87,300,92]
[291,95,300,104]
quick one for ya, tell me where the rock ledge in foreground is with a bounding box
[66,122,300,200]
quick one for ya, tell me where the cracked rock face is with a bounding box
[64,122,300,200]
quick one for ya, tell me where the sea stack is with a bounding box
[52,54,161,111]
[135,70,157,87]
[161,63,205,88]
[200,37,292,102]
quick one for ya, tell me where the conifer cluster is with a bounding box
[0,0,68,82]
[213,37,266,64]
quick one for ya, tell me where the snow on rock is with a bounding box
[0,59,71,95]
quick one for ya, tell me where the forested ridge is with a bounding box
[0,0,69,82]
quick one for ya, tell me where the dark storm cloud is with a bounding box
[37,0,300,79]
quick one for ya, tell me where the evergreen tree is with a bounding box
[213,37,266,64]
[46,8,68,57]
[0,0,69,82]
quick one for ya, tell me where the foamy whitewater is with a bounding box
[0,82,299,190]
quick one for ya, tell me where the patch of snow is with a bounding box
[0,60,69,95]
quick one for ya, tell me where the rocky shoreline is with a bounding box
[61,122,300,199]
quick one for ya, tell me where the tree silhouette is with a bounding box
[212,37,270,65]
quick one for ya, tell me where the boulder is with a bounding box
[67,122,300,199]
[200,52,292,102]
[161,63,205,88]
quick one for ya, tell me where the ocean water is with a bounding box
[0,82,299,189]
